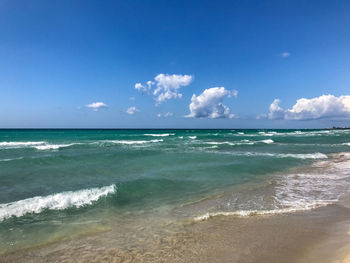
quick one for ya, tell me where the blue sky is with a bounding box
[0,0,350,128]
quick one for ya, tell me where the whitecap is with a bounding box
[0,141,46,148]
[246,152,327,159]
[0,184,116,221]
[261,139,274,144]
[0,157,23,162]
[34,143,78,150]
[215,151,328,159]
[144,133,175,137]
[102,139,163,145]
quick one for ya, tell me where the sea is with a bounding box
[1,129,350,255]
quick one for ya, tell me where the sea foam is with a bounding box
[0,184,116,221]
[102,139,163,144]
[34,143,78,150]
[0,141,46,148]
[144,133,175,137]
[0,141,78,150]
[0,157,23,162]
[193,201,334,221]
[195,153,350,222]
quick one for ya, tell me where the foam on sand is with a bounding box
[193,202,333,221]
[0,184,116,221]
[195,152,350,222]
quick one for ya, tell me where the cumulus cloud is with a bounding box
[281,52,291,58]
[135,73,193,105]
[268,99,285,119]
[157,112,173,118]
[135,83,148,92]
[268,95,350,120]
[186,87,238,119]
[126,106,139,115]
[85,102,107,111]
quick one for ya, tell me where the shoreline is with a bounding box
[2,204,350,263]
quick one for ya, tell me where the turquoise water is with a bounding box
[1,129,350,253]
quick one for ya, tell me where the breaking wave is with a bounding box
[144,133,175,137]
[0,184,116,221]
[101,139,163,145]
[194,153,350,222]
[0,141,46,148]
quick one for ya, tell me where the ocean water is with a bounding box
[1,129,350,254]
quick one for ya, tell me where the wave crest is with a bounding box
[102,139,163,145]
[144,133,174,137]
[0,184,116,221]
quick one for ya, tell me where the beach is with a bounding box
[1,129,350,262]
[2,204,350,262]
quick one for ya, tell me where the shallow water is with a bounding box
[1,129,350,254]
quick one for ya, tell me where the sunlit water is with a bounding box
[1,129,350,254]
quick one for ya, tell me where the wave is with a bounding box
[204,139,274,146]
[258,132,275,136]
[0,157,23,162]
[102,139,163,145]
[189,136,197,139]
[0,184,116,221]
[261,139,274,144]
[0,141,46,148]
[144,133,174,137]
[0,141,79,150]
[34,143,79,150]
[342,143,350,146]
[209,151,328,159]
[245,152,327,159]
[195,153,350,222]
[229,130,349,137]
[193,200,335,221]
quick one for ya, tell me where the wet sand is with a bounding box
[1,203,350,263]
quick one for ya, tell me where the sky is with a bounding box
[0,0,350,128]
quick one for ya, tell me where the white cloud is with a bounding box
[85,102,107,111]
[135,73,193,105]
[268,99,285,119]
[268,95,350,120]
[186,87,237,119]
[134,83,148,92]
[126,106,139,115]
[231,90,239,98]
[157,112,173,117]
[281,52,291,58]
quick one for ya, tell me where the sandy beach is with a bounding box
[1,203,350,263]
